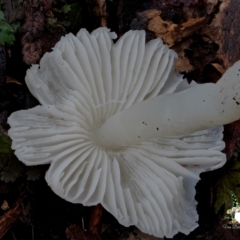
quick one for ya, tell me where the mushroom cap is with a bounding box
[8,28,226,238]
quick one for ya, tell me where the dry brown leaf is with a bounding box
[132,9,207,47]
[148,11,206,46]
[130,0,220,77]
[202,0,240,69]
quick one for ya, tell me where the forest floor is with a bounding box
[1,0,240,239]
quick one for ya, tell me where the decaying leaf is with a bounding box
[214,158,240,214]
[130,5,211,76]
[129,1,221,79]
[131,9,207,47]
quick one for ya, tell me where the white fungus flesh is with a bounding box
[95,61,240,148]
[9,27,237,238]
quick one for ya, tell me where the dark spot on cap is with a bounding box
[156,128,159,130]
[236,101,240,105]
[233,97,236,100]
[138,136,140,138]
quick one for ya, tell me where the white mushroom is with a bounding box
[8,27,239,238]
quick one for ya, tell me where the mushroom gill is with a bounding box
[8,27,235,238]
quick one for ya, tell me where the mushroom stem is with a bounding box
[94,61,240,149]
